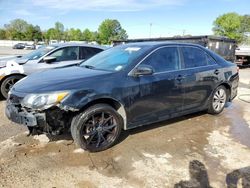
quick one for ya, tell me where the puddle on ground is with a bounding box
[227,100,250,148]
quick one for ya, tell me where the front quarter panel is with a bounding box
[59,71,141,129]
[60,72,138,109]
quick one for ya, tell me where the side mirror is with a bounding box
[132,65,154,77]
[43,56,56,63]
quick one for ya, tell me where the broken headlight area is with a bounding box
[21,91,69,111]
[6,92,75,136]
[28,107,74,136]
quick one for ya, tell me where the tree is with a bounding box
[91,31,99,42]
[2,19,42,41]
[4,19,29,40]
[240,15,250,32]
[4,19,29,33]
[0,29,6,39]
[82,29,93,41]
[241,15,250,44]
[0,19,128,43]
[45,22,65,41]
[63,29,70,41]
[68,28,82,41]
[44,28,57,40]
[54,21,64,41]
[33,25,42,40]
[98,19,128,44]
[25,25,42,41]
[55,22,64,33]
[213,13,243,42]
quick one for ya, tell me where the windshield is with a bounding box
[80,45,149,71]
[21,46,56,60]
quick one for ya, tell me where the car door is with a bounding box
[24,46,81,74]
[129,46,185,125]
[179,46,220,111]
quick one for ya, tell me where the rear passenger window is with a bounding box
[142,47,180,72]
[206,54,217,65]
[79,47,103,60]
[182,47,208,68]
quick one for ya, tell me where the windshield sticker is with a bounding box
[115,65,123,71]
[125,47,141,52]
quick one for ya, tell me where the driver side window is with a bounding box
[48,46,79,62]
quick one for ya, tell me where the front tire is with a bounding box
[1,75,24,99]
[208,85,228,115]
[71,104,123,152]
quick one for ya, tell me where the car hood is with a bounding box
[13,66,113,93]
[0,56,29,68]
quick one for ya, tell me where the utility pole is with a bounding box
[149,23,152,38]
[182,29,186,36]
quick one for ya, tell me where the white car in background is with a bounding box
[0,43,106,98]
[24,44,35,50]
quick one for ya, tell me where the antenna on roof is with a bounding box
[149,23,152,38]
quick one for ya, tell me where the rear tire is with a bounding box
[1,75,25,99]
[208,85,228,115]
[71,104,123,152]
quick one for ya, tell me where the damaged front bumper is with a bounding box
[6,93,74,135]
[5,103,46,127]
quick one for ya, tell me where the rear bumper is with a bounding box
[229,73,239,101]
[5,104,46,127]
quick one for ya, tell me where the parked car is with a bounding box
[35,42,46,49]
[6,42,239,152]
[0,43,106,98]
[12,43,26,49]
[24,44,35,50]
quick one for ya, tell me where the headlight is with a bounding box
[21,91,69,110]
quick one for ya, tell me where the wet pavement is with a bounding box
[0,69,249,188]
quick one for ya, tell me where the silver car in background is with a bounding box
[0,43,106,98]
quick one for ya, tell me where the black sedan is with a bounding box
[6,42,239,152]
[12,43,26,49]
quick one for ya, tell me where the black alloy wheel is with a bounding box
[71,104,123,152]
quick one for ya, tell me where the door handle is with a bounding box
[176,75,185,82]
[214,69,220,75]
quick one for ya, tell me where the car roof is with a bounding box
[120,41,204,49]
[50,43,107,50]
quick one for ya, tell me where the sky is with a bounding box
[0,0,249,39]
